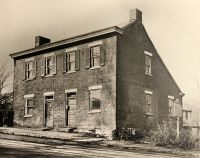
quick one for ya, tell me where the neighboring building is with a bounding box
[10,9,184,136]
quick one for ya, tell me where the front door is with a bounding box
[66,93,76,126]
[45,96,54,128]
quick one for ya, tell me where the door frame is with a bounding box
[65,89,77,127]
[43,91,54,127]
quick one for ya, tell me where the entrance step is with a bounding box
[40,127,53,131]
[58,127,76,133]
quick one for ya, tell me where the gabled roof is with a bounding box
[10,20,137,59]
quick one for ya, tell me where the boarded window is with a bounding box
[145,94,152,114]
[145,55,152,75]
[90,89,101,110]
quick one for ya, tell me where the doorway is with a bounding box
[44,95,54,128]
[65,93,76,127]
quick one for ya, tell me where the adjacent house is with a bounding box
[10,9,184,136]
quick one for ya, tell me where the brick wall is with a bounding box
[116,22,182,130]
[13,35,117,135]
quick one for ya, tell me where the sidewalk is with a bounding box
[0,127,199,157]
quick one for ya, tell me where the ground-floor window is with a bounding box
[89,85,102,111]
[24,94,34,117]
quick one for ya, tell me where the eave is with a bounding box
[10,26,123,59]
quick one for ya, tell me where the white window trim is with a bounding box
[88,41,102,47]
[24,95,34,117]
[144,51,153,57]
[24,94,34,99]
[168,95,174,99]
[88,109,101,114]
[65,89,77,93]
[44,53,55,58]
[89,85,102,90]
[65,47,77,52]
[25,57,34,62]
[44,91,54,96]
[145,90,153,95]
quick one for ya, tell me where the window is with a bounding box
[45,56,53,75]
[90,45,100,68]
[168,98,174,116]
[24,58,36,80]
[145,55,152,75]
[67,51,76,72]
[25,61,33,79]
[145,92,152,114]
[24,95,34,117]
[89,86,102,111]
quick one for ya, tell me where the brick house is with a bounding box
[10,9,184,136]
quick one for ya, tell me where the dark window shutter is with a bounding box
[41,58,45,77]
[85,48,90,69]
[75,50,80,71]
[52,55,57,75]
[32,60,36,78]
[63,53,67,72]
[23,62,26,80]
[100,45,105,66]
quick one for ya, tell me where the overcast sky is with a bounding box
[1,0,200,108]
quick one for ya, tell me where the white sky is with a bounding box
[0,0,200,107]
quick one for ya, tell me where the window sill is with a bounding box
[45,74,54,78]
[146,113,153,116]
[24,115,33,118]
[66,71,76,74]
[25,78,35,81]
[145,73,152,77]
[88,109,101,114]
[90,66,101,70]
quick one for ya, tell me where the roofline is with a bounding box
[10,26,123,58]
[141,24,183,93]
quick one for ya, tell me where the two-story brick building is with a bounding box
[10,9,184,136]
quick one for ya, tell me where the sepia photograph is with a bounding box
[0,0,200,157]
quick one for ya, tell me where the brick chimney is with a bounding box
[35,36,51,47]
[130,9,142,23]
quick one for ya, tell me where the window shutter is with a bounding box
[100,45,105,66]
[23,62,26,80]
[41,58,45,77]
[52,55,57,75]
[63,53,67,72]
[32,60,36,78]
[75,50,80,71]
[85,48,90,69]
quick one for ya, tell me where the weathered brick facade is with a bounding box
[11,9,183,136]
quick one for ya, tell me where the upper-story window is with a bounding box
[41,54,56,77]
[145,90,153,115]
[24,58,36,80]
[45,56,53,75]
[86,41,105,69]
[63,47,80,73]
[90,46,100,68]
[144,51,152,76]
[67,51,76,72]
[168,96,174,116]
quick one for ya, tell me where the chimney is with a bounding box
[35,36,51,47]
[130,9,142,23]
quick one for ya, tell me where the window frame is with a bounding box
[45,56,53,76]
[25,61,33,80]
[88,85,102,113]
[90,45,101,69]
[145,90,153,115]
[67,51,76,73]
[24,94,34,117]
[168,96,174,117]
[144,51,152,76]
